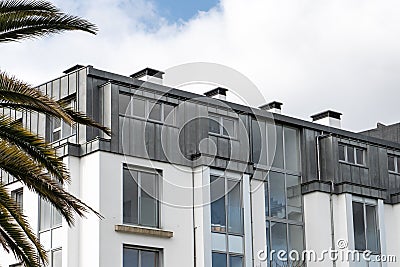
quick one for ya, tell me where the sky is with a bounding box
[1,0,400,132]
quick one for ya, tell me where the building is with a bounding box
[1,65,400,267]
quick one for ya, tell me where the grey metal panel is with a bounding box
[52,79,60,100]
[303,129,318,182]
[340,163,351,183]
[368,145,379,187]
[351,166,360,184]
[378,147,389,188]
[69,73,77,95]
[145,122,155,159]
[60,76,68,99]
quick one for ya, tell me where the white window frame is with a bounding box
[123,245,161,267]
[208,114,237,138]
[388,154,400,174]
[339,143,366,166]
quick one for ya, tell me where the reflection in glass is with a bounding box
[211,176,226,232]
[269,172,286,219]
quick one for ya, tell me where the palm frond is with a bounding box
[0,0,97,43]
[0,115,70,184]
[0,183,47,263]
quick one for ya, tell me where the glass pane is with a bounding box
[397,157,400,173]
[347,146,355,164]
[52,130,61,142]
[267,124,284,169]
[212,233,227,251]
[227,180,242,234]
[353,202,366,250]
[211,176,226,232]
[53,118,61,129]
[356,149,364,165]
[269,172,286,219]
[123,169,138,224]
[266,221,270,264]
[149,102,162,121]
[222,118,235,137]
[62,121,71,138]
[388,156,396,172]
[123,247,139,267]
[119,94,131,115]
[339,144,346,161]
[288,225,304,264]
[141,250,157,267]
[264,182,269,217]
[52,249,62,267]
[209,115,220,134]
[52,206,62,227]
[286,175,302,221]
[366,205,379,252]
[230,255,243,267]
[132,98,146,117]
[270,222,288,264]
[39,231,51,251]
[40,198,51,230]
[163,103,174,122]
[284,127,299,172]
[212,253,227,267]
[140,172,158,227]
[228,235,243,254]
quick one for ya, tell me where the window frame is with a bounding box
[388,154,400,174]
[352,199,380,254]
[122,165,161,228]
[208,113,237,139]
[338,143,366,166]
[123,245,160,267]
[11,188,23,210]
[50,97,77,142]
[119,93,176,125]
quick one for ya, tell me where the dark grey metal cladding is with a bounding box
[301,129,320,183]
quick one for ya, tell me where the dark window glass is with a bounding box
[366,205,379,252]
[212,253,227,267]
[61,122,71,138]
[211,176,226,232]
[123,247,139,267]
[270,222,288,263]
[141,250,158,267]
[269,172,286,219]
[123,169,138,224]
[397,157,400,173]
[286,175,302,221]
[119,94,131,115]
[356,148,364,165]
[140,172,158,227]
[353,202,366,250]
[209,115,220,134]
[252,120,262,164]
[53,118,61,129]
[339,144,346,161]
[230,255,243,267]
[264,182,269,217]
[149,102,162,121]
[347,146,355,164]
[227,180,242,234]
[388,156,396,172]
[288,224,304,261]
[52,131,61,142]
[12,189,23,210]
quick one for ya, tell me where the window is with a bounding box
[388,154,400,173]
[123,246,159,267]
[123,167,160,228]
[210,171,244,267]
[11,188,23,210]
[39,198,63,267]
[265,171,304,266]
[209,114,236,138]
[352,201,379,252]
[119,93,175,124]
[339,144,365,165]
[51,98,76,142]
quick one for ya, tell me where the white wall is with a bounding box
[251,179,267,267]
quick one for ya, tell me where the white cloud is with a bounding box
[1,0,400,131]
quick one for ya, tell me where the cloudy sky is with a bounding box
[1,0,400,132]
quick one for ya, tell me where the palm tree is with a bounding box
[0,1,109,266]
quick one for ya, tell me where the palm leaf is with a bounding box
[0,0,97,43]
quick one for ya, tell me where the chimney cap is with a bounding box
[204,87,228,98]
[259,101,283,111]
[130,68,165,79]
[311,110,342,121]
[63,64,85,74]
